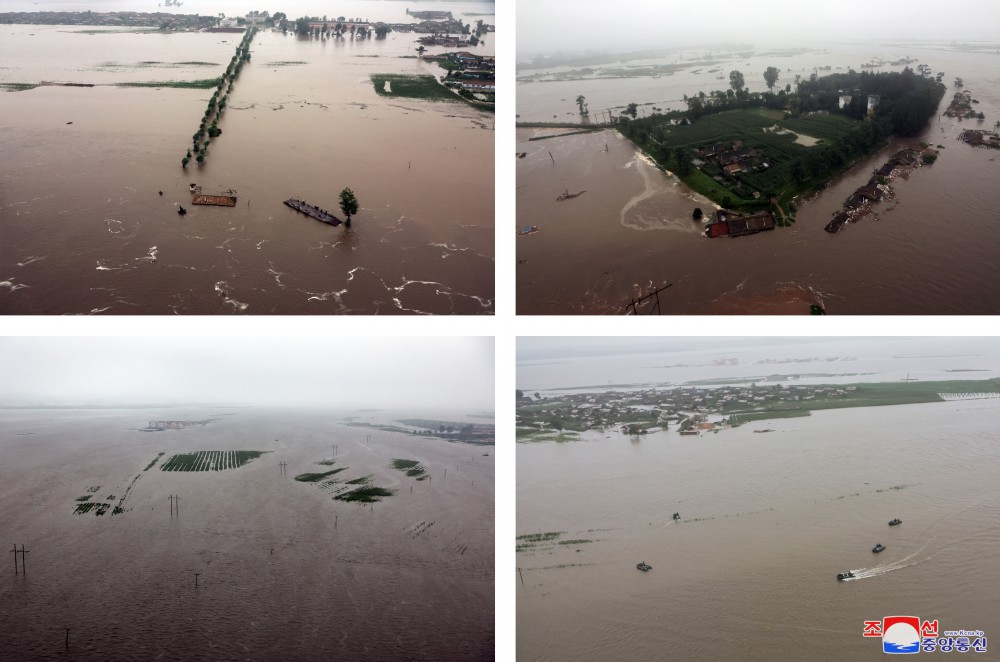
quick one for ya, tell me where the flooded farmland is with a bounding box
[517,339,1000,661]
[1,3,494,314]
[516,43,1000,314]
[0,406,494,659]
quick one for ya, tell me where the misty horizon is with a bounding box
[0,337,494,411]
[518,336,1000,363]
[518,0,1000,58]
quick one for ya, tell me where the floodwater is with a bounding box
[0,407,494,660]
[516,43,1000,314]
[517,388,1000,660]
[0,3,494,314]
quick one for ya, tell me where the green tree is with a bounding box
[674,147,691,176]
[729,70,745,93]
[624,102,638,119]
[339,187,359,227]
[764,66,780,91]
[576,94,587,115]
[516,389,524,399]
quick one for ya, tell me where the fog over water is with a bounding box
[518,337,1000,391]
[518,0,1000,56]
[0,336,495,409]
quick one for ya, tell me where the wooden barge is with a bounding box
[284,198,342,226]
[192,194,237,207]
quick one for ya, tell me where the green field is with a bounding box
[728,378,1000,422]
[370,74,458,102]
[160,450,267,472]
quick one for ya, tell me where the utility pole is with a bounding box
[625,283,673,315]
[19,545,28,576]
[10,543,17,575]
[518,567,524,585]
[66,628,70,650]
[169,494,174,517]
[194,573,199,588]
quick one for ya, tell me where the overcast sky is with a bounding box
[518,337,1000,362]
[518,0,1000,57]
[0,337,494,410]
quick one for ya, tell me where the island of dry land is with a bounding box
[522,68,947,233]
[516,377,1000,441]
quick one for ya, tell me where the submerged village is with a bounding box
[517,382,863,439]
[516,374,1000,441]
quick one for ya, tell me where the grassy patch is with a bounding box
[294,468,347,482]
[315,459,337,466]
[370,74,458,102]
[160,450,267,471]
[346,475,372,485]
[266,60,307,66]
[517,532,564,543]
[335,486,395,503]
[85,485,101,493]
[75,495,92,502]
[0,83,39,92]
[558,539,593,545]
[117,78,221,89]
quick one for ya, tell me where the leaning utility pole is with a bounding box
[625,283,674,315]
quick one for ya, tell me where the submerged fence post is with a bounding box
[194,573,199,588]
[65,628,70,650]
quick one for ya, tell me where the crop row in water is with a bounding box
[74,502,111,516]
[390,458,427,478]
[160,450,267,472]
[143,452,165,471]
[335,486,395,503]
[295,467,347,482]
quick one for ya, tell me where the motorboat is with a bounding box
[873,543,886,553]
[672,512,681,520]
[636,561,652,572]
[837,571,855,580]
[888,518,902,526]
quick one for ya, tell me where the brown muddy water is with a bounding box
[0,22,493,314]
[516,45,1000,314]
[0,407,494,659]
[517,398,1000,661]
